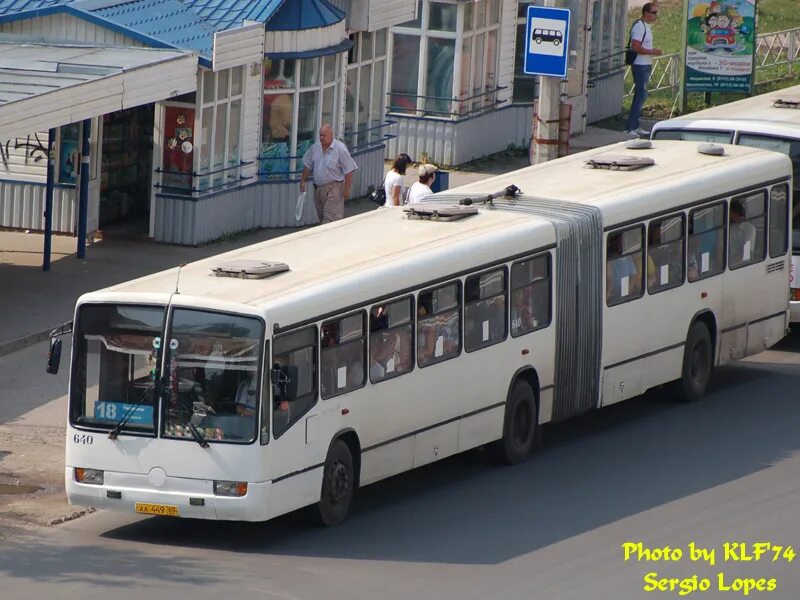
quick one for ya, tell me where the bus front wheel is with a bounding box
[315,439,354,526]
[677,321,713,402]
[490,380,537,464]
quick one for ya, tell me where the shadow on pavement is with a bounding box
[95,356,800,566]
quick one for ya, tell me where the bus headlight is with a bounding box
[213,481,248,497]
[75,468,104,485]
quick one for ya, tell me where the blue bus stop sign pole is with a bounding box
[523,5,571,78]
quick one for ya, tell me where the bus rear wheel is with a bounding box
[490,380,537,464]
[677,321,713,402]
[315,440,354,527]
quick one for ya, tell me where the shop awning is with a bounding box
[0,40,197,140]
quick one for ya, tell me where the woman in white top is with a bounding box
[383,153,412,207]
[406,164,438,205]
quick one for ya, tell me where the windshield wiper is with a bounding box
[186,420,210,449]
[108,382,154,440]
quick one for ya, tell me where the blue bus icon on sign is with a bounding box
[524,6,571,77]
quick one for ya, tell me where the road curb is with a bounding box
[0,328,53,358]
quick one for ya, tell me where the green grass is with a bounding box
[623,0,800,119]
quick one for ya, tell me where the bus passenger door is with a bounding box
[602,228,647,405]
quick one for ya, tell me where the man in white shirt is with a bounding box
[625,2,663,136]
[300,124,358,223]
[406,164,438,204]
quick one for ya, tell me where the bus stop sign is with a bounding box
[523,5,571,78]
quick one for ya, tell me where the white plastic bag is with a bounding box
[295,191,306,222]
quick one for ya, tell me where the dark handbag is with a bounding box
[370,177,387,206]
[625,20,645,66]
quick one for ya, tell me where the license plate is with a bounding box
[135,502,179,517]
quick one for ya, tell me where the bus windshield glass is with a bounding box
[70,304,165,433]
[162,309,264,443]
[652,129,733,144]
[737,133,800,252]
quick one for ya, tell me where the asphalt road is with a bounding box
[1,334,799,599]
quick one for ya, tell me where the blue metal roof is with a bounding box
[0,0,346,66]
[184,0,283,31]
[87,0,215,58]
[0,0,69,13]
[265,0,344,31]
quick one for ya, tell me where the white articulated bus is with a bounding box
[52,140,792,525]
[650,85,800,320]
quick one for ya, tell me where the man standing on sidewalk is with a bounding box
[300,124,358,224]
[625,2,663,136]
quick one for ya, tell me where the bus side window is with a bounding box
[729,190,766,269]
[688,202,726,282]
[606,227,645,305]
[417,282,461,368]
[320,312,366,399]
[510,254,551,336]
[768,184,790,258]
[272,326,317,439]
[647,214,685,294]
[369,297,414,384]
[464,267,507,352]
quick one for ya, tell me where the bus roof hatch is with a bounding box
[773,98,800,109]
[403,203,479,221]
[212,259,290,279]
[584,154,655,170]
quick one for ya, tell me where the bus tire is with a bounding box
[490,380,537,465]
[315,440,354,527]
[677,321,713,402]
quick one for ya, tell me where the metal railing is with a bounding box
[154,161,254,196]
[342,120,397,155]
[386,85,508,119]
[592,26,800,98]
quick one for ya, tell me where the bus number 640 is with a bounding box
[73,433,94,445]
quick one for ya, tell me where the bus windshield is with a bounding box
[70,304,264,443]
[162,308,264,443]
[70,304,165,433]
[652,129,733,144]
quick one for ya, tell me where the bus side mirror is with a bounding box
[46,338,62,375]
[45,321,73,375]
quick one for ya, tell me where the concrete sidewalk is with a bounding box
[0,125,630,359]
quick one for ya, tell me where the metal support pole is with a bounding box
[531,0,561,165]
[42,128,56,272]
[76,119,91,259]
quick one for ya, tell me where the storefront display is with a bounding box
[162,105,195,191]
[100,105,154,227]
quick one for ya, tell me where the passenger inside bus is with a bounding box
[647,225,683,290]
[234,372,257,417]
[729,200,759,266]
[369,331,398,381]
[606,232,642,303]
[464,295,505,349]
